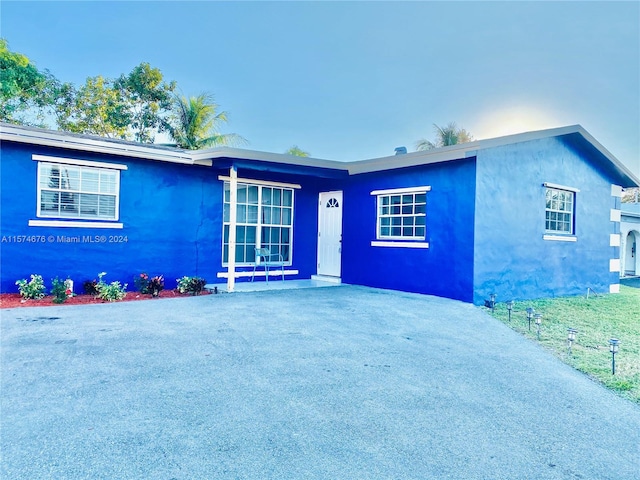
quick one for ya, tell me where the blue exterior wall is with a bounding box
[472,136,619,304]
[1,142,224,292]
[340,159,476,302]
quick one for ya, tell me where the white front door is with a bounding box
[317,191,343,277]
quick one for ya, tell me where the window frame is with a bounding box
[544,183,578,237]
[33,155,125,224]
[222,180,295,267]
[371,186,431,242]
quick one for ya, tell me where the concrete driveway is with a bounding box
[2,286,639,479]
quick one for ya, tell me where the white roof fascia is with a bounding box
[191,146,349,171]
[0,124,195,165]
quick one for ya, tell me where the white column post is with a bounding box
[227,166,238,292]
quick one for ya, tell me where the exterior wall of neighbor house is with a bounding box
[0,141,224,293]
[340,158,476,302]
[472,136,621,304]
[620,204,640,276]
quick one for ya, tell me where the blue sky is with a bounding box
[2,1,639,175]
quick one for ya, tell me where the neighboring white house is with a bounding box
[621,202,640,277]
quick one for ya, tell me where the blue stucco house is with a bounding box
[1,122,638,304]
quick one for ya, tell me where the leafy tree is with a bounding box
[416,122,474,151]
[55,76,130,138]
[56,63,176,141]
[114,62,176,143]
[168,93,246,149]
[285,145,310,157]
[0,38,57,125]
[622,187,639,203]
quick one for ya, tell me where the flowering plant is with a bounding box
[96,272,127,302]
[134,272,150,293]
[176,276,206,295]
[15,274,46,300]
[148,275,164,297]
[51,277,73,304]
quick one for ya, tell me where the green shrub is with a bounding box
[83,279,99,295]
[15,274,46,300]
[177,276,206,295]
[134,272,150,294]
[51,277,72,304]
[96,272,127,302]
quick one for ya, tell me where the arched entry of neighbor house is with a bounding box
[625,231,638,276]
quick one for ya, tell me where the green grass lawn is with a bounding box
[484,286,640,404]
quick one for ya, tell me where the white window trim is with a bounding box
[543,234,577,242]
[36,160,122,223]
[371,241,430,249]
[33,154,128,170]
[28,220,123,229]
[544,184,576,236]
[542,182,580,193]
[218,175,301,190]
[370,186,431,196]
[222,180,295,267]
[373,186,429,241]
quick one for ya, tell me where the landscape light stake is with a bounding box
[534,313,542,340]
[490,293,497,313]
[506,300,514,322]
[609,338,619,375]
[567,328,577,355]
[526,307,534,332]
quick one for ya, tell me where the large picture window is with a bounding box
[37,161,121,221]
[545,186,575,235]
[223,182,294,265]
[375,189,427,240]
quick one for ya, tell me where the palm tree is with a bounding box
[416,122,474,151]
[168,93,245,149]
[284,145,310,157]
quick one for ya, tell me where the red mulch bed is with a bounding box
[0,289,210,309]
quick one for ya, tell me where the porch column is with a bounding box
[227,165,238,292]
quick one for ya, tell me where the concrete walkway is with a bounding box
[2,286,639,479]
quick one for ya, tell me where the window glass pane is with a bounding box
[402,194,413,204]
[282,208,292,226]
[262,207,271,224]
[223,204,230,222]
[381,226,390,236]
[60,192,77,214]
[273,188,282,206]
[415,204,426,214]
[224,183,230,202]
[82,170,99,193]
[415,216,425,226]
[402,205,413,214]
[415,193,426,203]
[402,217,414,226]
[41,191,59,214]
[381,206,389,215]
[261,227,270,243]
[237,185,247,203]
[282,228,290,243]
[415,227,425,237]
[391,205,401,215]
[246,245,256,262]
[382,196,389,206]
[263,187,272,205]
[100,172,117,194]
[63,166,80,190]
[223,225,229,242]
[283,189,292,207]
[246,226,256,243]
[381,217,390,226]
[236,226,245,243]
[236,205,247,223]
[100,196,117,218]
[247,206,259,224]
[391,195,401,205]
[391,217,401,226]
[235,247,245,263]
[248,186,259,204]
[272,207,281,225]
[391,227,401,236]
[271,228,280,243]
[79,194,98,216]
[223,245,229,263]
[403,227,413,236]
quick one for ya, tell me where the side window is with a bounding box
[545,186,576,235]
[375,189,428,240]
